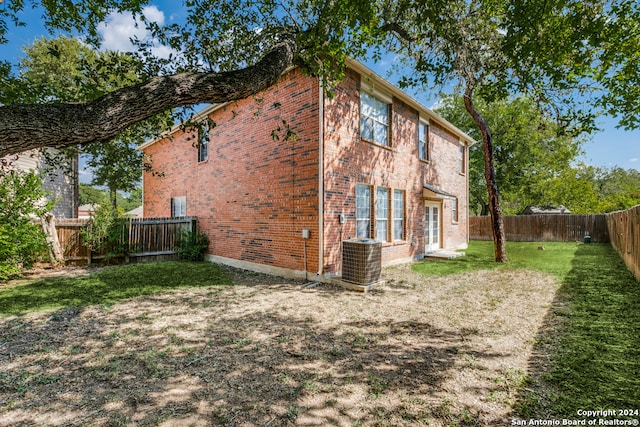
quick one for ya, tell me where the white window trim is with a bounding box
[360,81,393,104]
[375,187,390,242]
[419,118,430,161]
[360,82,392,147]
[452,197,459,223]
[198,124,209,163]
[393,189,405,241]
[171,196,187,218]
[356,184,372,239]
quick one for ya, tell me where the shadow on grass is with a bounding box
[0,262,232,316]
[516,243,640,418]
[0,302,505,426]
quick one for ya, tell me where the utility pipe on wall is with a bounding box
[317,79,324,277]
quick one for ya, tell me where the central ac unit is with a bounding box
[342,238,382,285]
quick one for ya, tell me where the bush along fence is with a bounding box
[469,214,609,243]
[606,205,640,282]
[53,217,198,265]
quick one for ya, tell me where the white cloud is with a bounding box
[150,44,176,59]
[629,157,639,163]
[141,5,165,25]
[97,6,174,58]
[429,99,445,110]
[98,11,145,52]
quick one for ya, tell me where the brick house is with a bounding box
[141,59,474,281]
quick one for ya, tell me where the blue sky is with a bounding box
[3,2,639,175]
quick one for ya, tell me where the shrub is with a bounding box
[174,230,209,261]
[0,170,51,281]
[81,202,117,254]
[81,203,134,262]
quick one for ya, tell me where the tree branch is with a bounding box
[0,35,297,157]
[379,22,415,42]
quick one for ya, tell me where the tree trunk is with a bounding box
[463,88,507,262]
[477,196,489,216]
[41,213,65,266]
[0,35,297,157]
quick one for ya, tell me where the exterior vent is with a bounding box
[342,238,382,285]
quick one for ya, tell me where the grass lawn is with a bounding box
[415,241,640,419]
[0,261,232,316]
[0,242,637,426]
[413,240,585,278]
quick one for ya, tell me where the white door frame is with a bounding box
[425,201,441,253]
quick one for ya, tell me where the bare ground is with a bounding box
[0,264,561,426]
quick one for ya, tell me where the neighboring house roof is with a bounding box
[139,58,476,151]
[77,204,99,219]
[125,206,143,218]
[520,205,571,215]
[78,204,98,212]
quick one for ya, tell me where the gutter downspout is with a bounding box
[466,142,470,248]
[317,79,324,277]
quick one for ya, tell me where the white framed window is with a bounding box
[171,196,186,218]
[419,120,429,161]
[376,187,389,242]
[356,184,371,238]
[459,144,465,174]
[356,185,406,242]
[452,197,459,223]
[360,90,390,146]
[198,124,209,162]
[393,189,405,240]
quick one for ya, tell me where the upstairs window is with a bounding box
[171,196,186,218]
[459,144,465,174]
[419,120,429,161]
[360,91,390,146]
[198,124,209,162]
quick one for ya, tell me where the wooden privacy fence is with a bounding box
[470,207,640,282]
[55,217,197,264]
[606,205,640,282]
[469,214,609,243]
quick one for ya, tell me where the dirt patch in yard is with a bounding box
[0,264,560,426]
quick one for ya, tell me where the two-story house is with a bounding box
[2,149,78,219]
[141,59,474,281]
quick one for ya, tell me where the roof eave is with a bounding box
[139,65,299,151]
[138,102,229,151]
[139,60,477,151]
[345,58,476,146]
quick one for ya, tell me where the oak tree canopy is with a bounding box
[1,0,638,262]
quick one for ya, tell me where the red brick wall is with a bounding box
[322,69,468,274]
[143,66,469,278]
[143,69,321,273]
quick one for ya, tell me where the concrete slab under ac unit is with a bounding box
[423,250,466,260]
